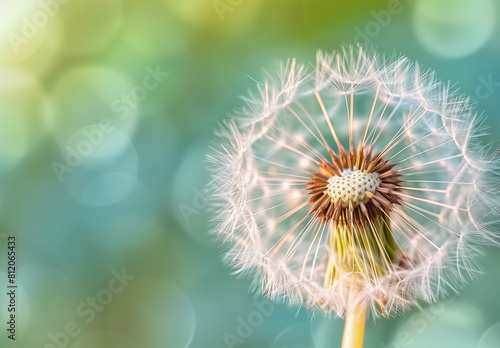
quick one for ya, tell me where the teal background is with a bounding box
[0,0,499,347]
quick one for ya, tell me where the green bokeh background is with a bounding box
[1,0,500,347]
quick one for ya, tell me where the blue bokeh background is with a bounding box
[0,0,499,347]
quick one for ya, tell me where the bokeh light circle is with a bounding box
[59,128,140,207]
[478,322,500,348]
[0,0,47,63]
[47,65,139,147]
[413,0,495,58]
[272,323,315,348]
[63,124,133,163]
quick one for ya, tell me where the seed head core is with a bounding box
[327,169,381,208]
[305,150,402,227]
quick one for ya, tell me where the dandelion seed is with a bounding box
[207,47,500,348]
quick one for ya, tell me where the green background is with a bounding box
[0,0,499,347]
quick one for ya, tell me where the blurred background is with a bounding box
[0,0,499,347]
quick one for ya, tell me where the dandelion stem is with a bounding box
[341,302,366,348]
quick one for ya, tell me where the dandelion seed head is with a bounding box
[207,46,500,319]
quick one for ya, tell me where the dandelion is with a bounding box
[208,47,500,348]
